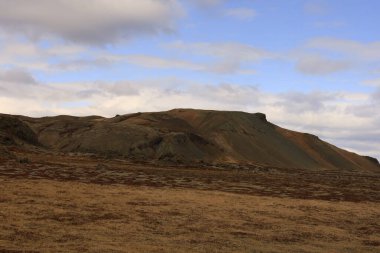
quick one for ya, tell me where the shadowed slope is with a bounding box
[0,114,39,146]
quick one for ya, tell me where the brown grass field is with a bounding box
[0,150,379,252]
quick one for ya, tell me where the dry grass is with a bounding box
[0,150,379,252]
[0,177,379,253]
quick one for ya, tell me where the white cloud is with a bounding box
[224,8,256,20]
[0,0,183,45]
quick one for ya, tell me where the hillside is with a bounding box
[1,109,379,172]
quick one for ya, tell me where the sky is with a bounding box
[0,0,379,159]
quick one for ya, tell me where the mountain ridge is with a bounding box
[0,109,378,172]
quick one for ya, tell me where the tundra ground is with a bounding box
[0,150,379,252]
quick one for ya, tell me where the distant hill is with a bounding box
[1,109,379,172]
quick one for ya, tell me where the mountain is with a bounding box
[1,109,379,172]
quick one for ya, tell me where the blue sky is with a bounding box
[0,0,379,158]
[24,0,380,93]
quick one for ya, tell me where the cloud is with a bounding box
[0,0,183,45]
[53,57,118,70]
[45,44,87,56]
[98,81,141,97]
[122,41,271,75]
[307,38,380,61]
[362,78,380,88]
[189,83,261,106]
[0,40,47,70]
[0,39,91,71]
[0,68,37,84]
[276,91,338,113]
[0,68,74,101]
[295,55,351,75]
[0,38,124,71]
[292,38,380,75]
[126,54,257,74]
[0,37,266,75]
[170,41,270,61]
[373,88,380,101]
[1,38,262,75]
[314,21,345,29]
[191,0,225,7]
[304,1,329,15]
[126,55,202,71]
[167,41,273,74]
[224,8,256,20]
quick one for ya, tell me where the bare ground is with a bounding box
[0,150,379,252]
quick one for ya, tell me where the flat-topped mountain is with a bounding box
[1,109,379,172]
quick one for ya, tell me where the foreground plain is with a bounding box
[0,150,380,252]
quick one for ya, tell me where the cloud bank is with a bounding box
[0,0,183,45]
